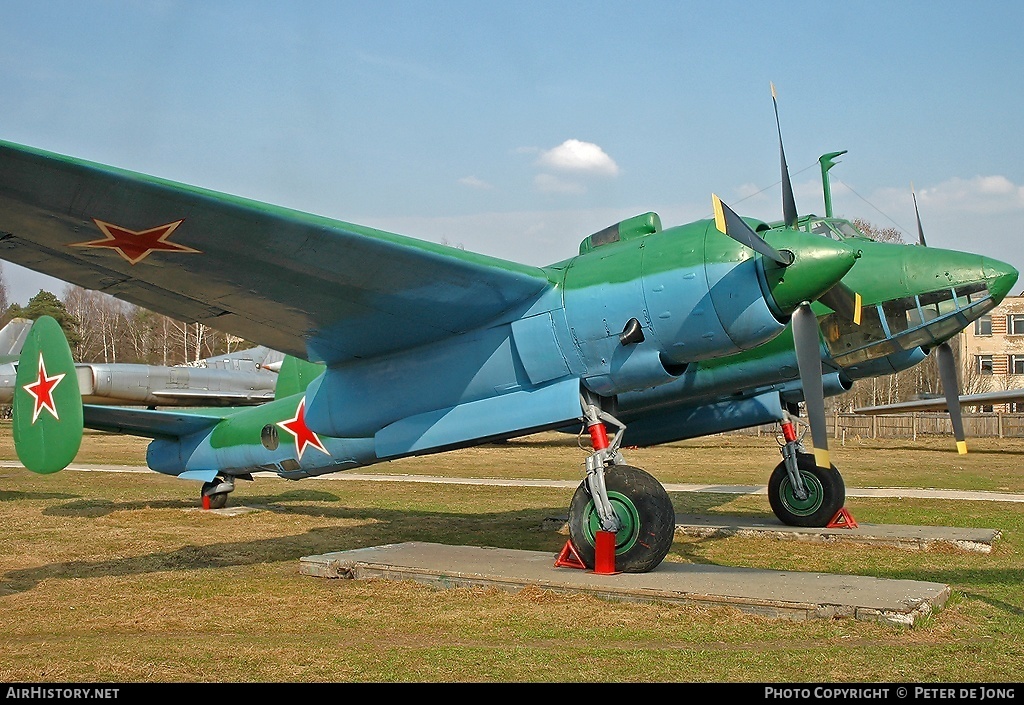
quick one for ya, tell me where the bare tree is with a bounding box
[852,218,904,244]
[0,262,8,322]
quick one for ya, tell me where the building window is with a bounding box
[977,354,993,375]
[1013,356,1024,375]
[1009,314,1024,335]
[975,315,992,335]
[1013,402,1024,413]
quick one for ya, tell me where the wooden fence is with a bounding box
[735,413,1024,440]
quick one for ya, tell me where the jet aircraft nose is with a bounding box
[983,257,1019,303]
[759,230,860,317]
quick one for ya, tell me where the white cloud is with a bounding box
[536,139,619,176]
[917,175,1024,214]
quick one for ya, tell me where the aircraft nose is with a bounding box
[760,231,860,316]
[984,257,1019,303]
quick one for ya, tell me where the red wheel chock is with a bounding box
[593,530,618,575]
[827,507,859,528]
[554,533,620,574]
[554,540,586,569]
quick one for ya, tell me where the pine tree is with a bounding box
[20,290,83,349]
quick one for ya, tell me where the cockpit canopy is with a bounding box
[818,282,994,367]
[807,218,869,241]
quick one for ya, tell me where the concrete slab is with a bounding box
[540,514,1001,553]
[672,514,1000,553]
[300,542,951,627]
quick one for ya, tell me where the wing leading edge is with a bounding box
[0,140,553,364]
[82,405,227,440]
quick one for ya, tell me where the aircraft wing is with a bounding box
[0,141,553,365]
[853,388,1024,414]
[82,405,228,439]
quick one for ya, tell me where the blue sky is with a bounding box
[2,1,1022,304]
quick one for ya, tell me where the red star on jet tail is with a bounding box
[71,219,200,265]
[22,353,66,423]
[277,397,329,460]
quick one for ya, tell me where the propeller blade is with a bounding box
[771,82,799,228]
[712,194,793,266]
[936,341,967,454]
[912,182,927,246]
[791,302,830,469]
[818,281,863,325]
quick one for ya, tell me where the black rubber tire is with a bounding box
[202,481,229,510]
[768,453,845,527]
[567,465,676,573]
[205,493,228,510]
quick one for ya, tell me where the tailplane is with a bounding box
[13,316,83,473]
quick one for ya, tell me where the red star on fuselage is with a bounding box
[22,353,66,423]
[277,397,329,460]
[71,219,200,265]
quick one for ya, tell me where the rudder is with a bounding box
[13,316,83,473]
[274,355,325,400]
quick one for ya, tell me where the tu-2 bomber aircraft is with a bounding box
[0,89,1016,573]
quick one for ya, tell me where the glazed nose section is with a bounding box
[760,230,860,316]
[984,257,1019,304]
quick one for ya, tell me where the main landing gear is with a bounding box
[566,393,676,573]
[769,412,845,527]
[201,475,235,510]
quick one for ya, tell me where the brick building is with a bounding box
[958,294,1024,411]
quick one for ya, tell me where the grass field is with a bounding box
[1,427,1023,683]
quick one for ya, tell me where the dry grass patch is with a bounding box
[1,430,1023,681]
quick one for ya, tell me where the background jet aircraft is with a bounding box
[0,318,31,362]
[0,329,281,407]
[0,87,1013,574]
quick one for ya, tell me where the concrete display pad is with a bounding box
[300,541,951,627]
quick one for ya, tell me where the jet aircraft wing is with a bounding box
[147,389,276,404]
[0,141,552,365]
[853,388,1024,414]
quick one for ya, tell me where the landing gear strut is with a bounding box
[566,393,675,573]
[770,412,845,527]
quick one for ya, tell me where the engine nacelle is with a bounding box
[562,217,784,397]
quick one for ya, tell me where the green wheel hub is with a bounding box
[779,470,825,517]
[581,490,641,554]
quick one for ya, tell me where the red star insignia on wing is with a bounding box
[22,353,66,423]
[71,219,200,265]
[277,397,329,460]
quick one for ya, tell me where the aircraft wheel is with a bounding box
[567,465,676,573]
[201,478,231,510]
[768,453,845,527]
[204,492,229,510]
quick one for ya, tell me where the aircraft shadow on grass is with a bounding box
[1,489,748,595]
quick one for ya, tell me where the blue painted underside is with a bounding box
[621,391,784,447]
[374,376,582,458]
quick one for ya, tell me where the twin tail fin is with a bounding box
[12,316,83,473]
